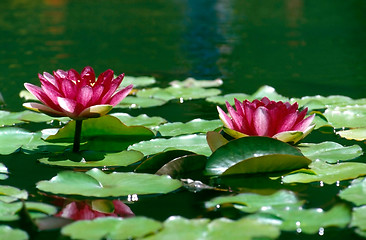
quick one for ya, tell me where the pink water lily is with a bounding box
[56,200,134,221]
[217,97,315,143]
[23,66,133,120]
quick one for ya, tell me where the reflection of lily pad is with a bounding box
[169,78,223,88]
[298,141,363,163]
[282,160,366,184]
[205,137,310,176]
[128,134,211,157]
[157,119,222,137]
[62,216,162,240]
[205,190,303,213]
[37,168,182,197]
[39,150,144,168]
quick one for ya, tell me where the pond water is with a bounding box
[0,0,366,239]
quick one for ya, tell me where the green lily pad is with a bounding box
[0,163,8,180]
[0,185,28,203]
[21,131,69,154]
[298,141,363,163]
[0,111,25,126]
[20,90,37,101]
[61,216,162,240]
[111,113,167,128]
[0,128,34,154]
[350,206,366,233]
[324,105,366,128]
[336,128,366,141]
[251,85,289,101]
[205,136,310,176]
[169,78,223,88]
[251,204,350,234]
[0,201,22,221]
[291,95,356,110]
[206,93,251,105]
[206,131,229,152]
[18,110,69,124]
[144,216,280,240]
[0,225,28,240]
[45,115,154,142]
[39,150,144,168]
[157,119,222,137]
[282,160,366,184]
[205,190,303,213]
[128,134,211,157]
[115,96,167,109]
[339,177,366,206]
[36,168,182,197]
[136,87,221,101]
[25,201,58,219]
[120,75,156,88]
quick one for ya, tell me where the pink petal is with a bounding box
[61,79,77,99]
[39,73,57,89]
[23,102,64,117]
[77,85,93,107]
[96,69,114,86]
[108,84,133,106]
[57,202,78,219]
[217,106,234,129]
[67,69,81,82]
[90,85,104,105]
[253,106,270,136]
[292,114,315,132]
[277,112,298,132]
[81,66,96,85]
[112,200,134,217]
[225,101,244,132]
[78,105,113,119]
[24,83,59,109]
[57,97,77,116]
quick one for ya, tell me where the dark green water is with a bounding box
[1,0,366,239]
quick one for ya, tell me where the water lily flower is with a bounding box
[23,66,133,120]
[23,66,133,152]
[56,200,134,221]
[217,97,315,143]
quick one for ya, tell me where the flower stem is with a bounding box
[73,120,83,153]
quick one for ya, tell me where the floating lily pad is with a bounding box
[0,128,34,155]
[111,113,167,128]
[324,105,366,128]
[21,131,69,154]
[18,111,69,124]
[0,185,28,203]
[136,87,221,101]
[61,216,162,240]
[251,204,350,234]
[120,75,156,88]
[291,95,356,110]
[36,168,182,197]
[144,216,280,240]
[339,178,366,206]
[25,201,58,219]
[282,160,366,184]
[115,96,167,109]
[251,85,288,101]
[19,90,37,101]
[0,225,28,240]
[39,150,144,168]
[350,206,366,234]
[157,119,222,137]
[0,111,26,126]
[0,201,22,221]
[206,93,251,105]
[205,190,303,213]
[0,163,8,180]
[205,137,310,176]
[169,78,223,88]
[128,134,211,157]
[336,128,366,141]
[298,142,363,163]
[45,115,154,142]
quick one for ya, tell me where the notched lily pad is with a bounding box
[205,136,309,176]
[36,168,182,197]
[61,216,162,240]
[298,141,363,163]
[282,160,366,184]
[157,119,222,137]
[39,150,144,168]
[128,134,211,157]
